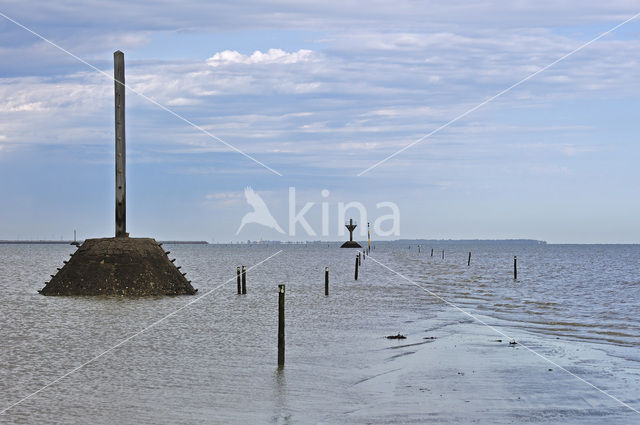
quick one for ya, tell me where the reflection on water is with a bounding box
[0,243,638,423]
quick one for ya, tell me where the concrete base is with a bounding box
[340,241,362,248]
[40,237,197,296]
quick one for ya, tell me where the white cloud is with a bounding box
[204,191,245,206]
[559,144,601,157]
[206,49,314,67]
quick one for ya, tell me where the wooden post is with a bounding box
[242,265,247,294]
[114,50,127,238]
[468,252,471,266]
[431,248,433,257]
[325,267,329,296]
[514,256,517,280]
[278,284,285,367]
[355,255,359,280]
[418,245,421,253]
[236,266,241,294]
[442,250,445,260]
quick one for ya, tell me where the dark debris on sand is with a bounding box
[386,333,407,340]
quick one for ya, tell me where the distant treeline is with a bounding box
[160,241,209,245]
[0,240,74,244]
[222,239,547,245]
[393,239,546,246]
[0,240,209,245]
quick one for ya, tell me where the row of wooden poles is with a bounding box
[239,247,517,367]
[418,247,518,280]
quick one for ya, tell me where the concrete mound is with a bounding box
[40,237,197,296]
[340,241,362,248]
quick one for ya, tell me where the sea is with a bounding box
[0,242,638,424]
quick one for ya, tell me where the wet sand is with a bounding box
[345,309,639,424]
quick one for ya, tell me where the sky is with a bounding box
[0,1,639,243]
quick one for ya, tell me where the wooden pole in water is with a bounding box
[442,250,445,260]
[242,265,247,294]
[418,245,421,253]
[358,252,362,266]
[468,252,471,266]
[431,248,433,257]
[325,267,329,296]
[278,284,285,367]
[355,255,359,280]
[236,266,241,294]
[513,256,517,280]
[114,50,127,238]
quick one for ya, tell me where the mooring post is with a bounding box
[442,250,445,260]
[325,267,329,296]
[355,255,359,280]
[236,266,241,294]
[114,50,127,238]
[418,245,421,253]
[358,252,362,266]
[514,256,517,280]
[278,284,285,367]
[468,252,471,266]
[431,248,433,257]
[242,265,247,294]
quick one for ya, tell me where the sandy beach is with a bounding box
[343,308,639,424]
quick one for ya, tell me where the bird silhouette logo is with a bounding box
[236,187,285,234]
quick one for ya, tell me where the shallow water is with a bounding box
[0,243,638,423]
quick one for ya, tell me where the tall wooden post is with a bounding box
[236,267,241,294]
[114,51,127,238]
[278,284,285,367]
[355,255,359,280]
[242,266,247,294]
[514,256,518,280]
[325,267,329,296]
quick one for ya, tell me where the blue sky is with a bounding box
[0,1,639,243]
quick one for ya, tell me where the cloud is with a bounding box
[206,49,314,67]
[2,3,640,176]
[204,191,245,206]
[559,144,601,157]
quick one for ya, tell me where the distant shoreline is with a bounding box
[4,239,638,245]
[0,240,210,245]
